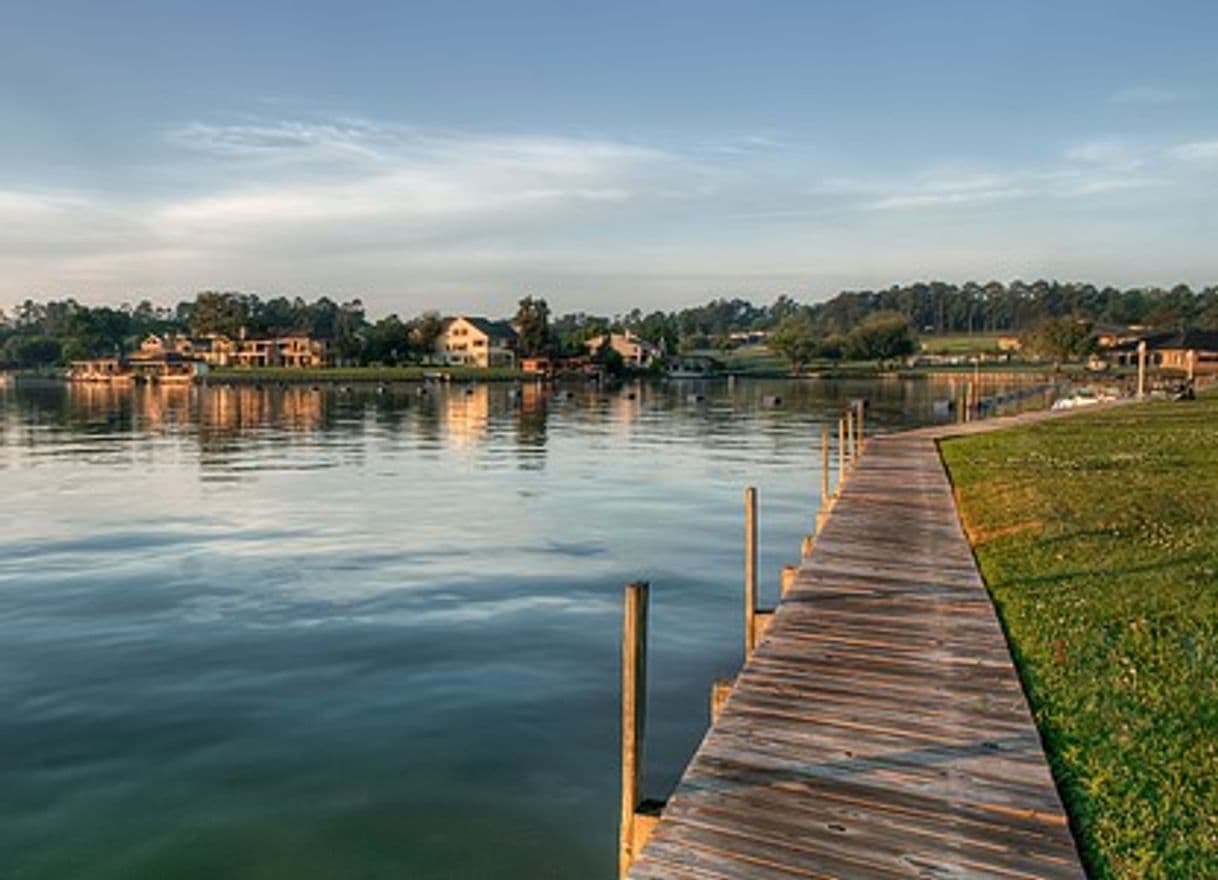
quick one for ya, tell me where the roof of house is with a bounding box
[1172,329,1218,351]
[1107,329,1218,353]
[458,316,517,339]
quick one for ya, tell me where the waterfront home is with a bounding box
[437,317,518,368]
[126,348,209,383]
[67,357,130,382]
[1105,330,1218,375]
[140,331,329,369]
[584,331,660,368]
[521,356,553,376]
[1093,324,1148,349]
[274,335,328,368]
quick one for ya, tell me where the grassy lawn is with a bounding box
[940,396,1218,878]
[921,332,1004,354]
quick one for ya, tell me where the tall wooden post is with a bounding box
[620,581,649,878]
[1187,349,1196,382]
[845,407,855,466]
[853,399,865,457]
[837,418,846,491]
[1137,340,1147,400]
[820,423,830,507]
[744,487,758,657]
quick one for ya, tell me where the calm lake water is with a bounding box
[0,375,1044,879]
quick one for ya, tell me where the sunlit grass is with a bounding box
[940,395,1218,878]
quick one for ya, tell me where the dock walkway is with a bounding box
[629,411,1086,879]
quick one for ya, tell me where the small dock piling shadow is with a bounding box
[627,407,1089,879]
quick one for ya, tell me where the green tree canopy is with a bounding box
[768,314,819,372]
[513,296,551,357]
[844,311,917,363]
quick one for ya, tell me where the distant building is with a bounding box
[1106,330,1218,375]
[1093,324,1147,350]
[275,335,328,368]
[67,357,130,382]
[584,331,659,368]
[521,356,553,376]
[437,316,518,368]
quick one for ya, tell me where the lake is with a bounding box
[0,375,1044,879]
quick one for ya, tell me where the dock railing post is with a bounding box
[837,418,846,490]
[820,423,830,508]
[845,407,855,467]
[620,581,650,878]
[744,487,758,657]
[853,399,865,457]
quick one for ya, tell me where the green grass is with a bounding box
[940,396,1218,878]
[921,332,1005,354]
[208,365,526,382]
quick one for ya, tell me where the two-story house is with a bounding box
[437,317,518,368]
[584,331,660,368]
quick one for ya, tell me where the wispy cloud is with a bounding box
[4,115,1218,310]
[1063,138,1144,172]
[1169,139,1218,163]
[155,121,674,241]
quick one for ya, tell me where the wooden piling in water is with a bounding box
[619,582,648,877]
[854,399,865,457]
[845,407,855,466]
[744,487,758,657]
[819,424,830,507]
[837,418,846,490]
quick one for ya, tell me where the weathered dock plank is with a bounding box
[629,412,1085,879]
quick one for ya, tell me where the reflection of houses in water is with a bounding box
[443,385,491,447]
[130,383,194,431]
[514,383,549,453]
[197,385,325,436]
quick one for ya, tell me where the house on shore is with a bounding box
[436,317,518,368]
[1105,330,1218,376]
[584,331,660,368]
[67,331,330,382]
[69,335,208,383]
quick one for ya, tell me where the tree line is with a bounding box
[3,280,1217,368]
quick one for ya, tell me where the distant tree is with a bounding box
[2,334,62,368]
[844,312,916,364]
[1020,317,1095,362]
[409,311,446,357]
[363,314,411,365]
[513,295,551,356]
[767,314,819,372]
[188,291,257,336]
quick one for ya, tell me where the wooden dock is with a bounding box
[628,411,1086,879]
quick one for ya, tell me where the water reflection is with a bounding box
[0,374,1050,879]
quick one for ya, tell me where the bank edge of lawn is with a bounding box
[939,396,1218,878]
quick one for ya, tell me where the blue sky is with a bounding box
[2,1,1217,315]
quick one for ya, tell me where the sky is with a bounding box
[2,0,1217,317]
